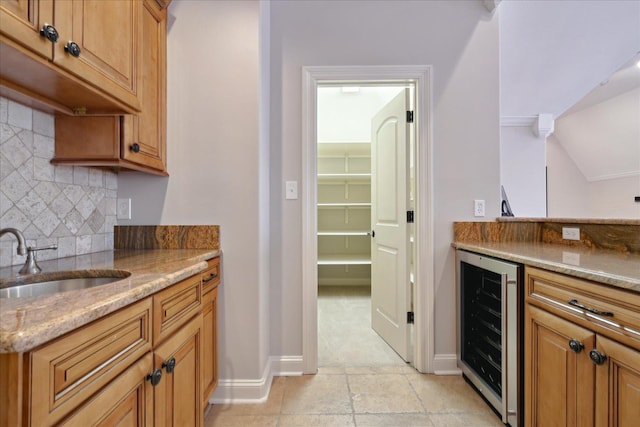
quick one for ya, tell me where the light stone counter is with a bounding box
[0,248,221,353]
[452,242,640,293]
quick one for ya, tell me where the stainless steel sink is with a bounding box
[0,270,131,299]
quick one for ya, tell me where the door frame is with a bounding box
[301,65,434,374]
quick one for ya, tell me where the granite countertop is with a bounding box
[0,248,221,353]
[452,241,640,293]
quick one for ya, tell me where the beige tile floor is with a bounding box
[205,286,504,427]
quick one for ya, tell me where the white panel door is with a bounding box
[370,89,410,361]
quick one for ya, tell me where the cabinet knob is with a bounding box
[146,368,163,386]
[589,349,607,365]
[162,357,176,374]
[130,143,140,153]
[39,23,59,42]
[370,230,375,238]
[568,339,584,353]
[64,41,81,58]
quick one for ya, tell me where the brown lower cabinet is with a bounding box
[0,256,220,426]
[201,257,221,408]
[524,267,640,427]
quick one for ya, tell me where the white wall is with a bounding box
[587,176,640,219]
[118,0,500,388]
[117,0,270,390]
[269,0,500,368]
[554,88,640,182]
[547,135,640,219]
[547,135,590,217]
[500,126,547,217]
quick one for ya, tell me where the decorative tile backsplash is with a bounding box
[0,97,117,268]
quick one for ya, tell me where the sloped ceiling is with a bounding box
[554,86,640,181]
[499,0,640,182]
[500,0,640,118]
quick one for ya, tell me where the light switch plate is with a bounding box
[117,198,131,220]
[285,181,298,200]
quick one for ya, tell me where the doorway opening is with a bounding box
[316,83,414,368]
[301,66,434,375]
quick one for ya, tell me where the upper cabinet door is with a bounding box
[0,0,54,58]
[121,0,166,171]
[52,0,142,111]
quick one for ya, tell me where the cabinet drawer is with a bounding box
[201,257,221,294]
[525,267,640,350]
[153,274,202,345]
[29,298,152,426]
[60,353,154,426]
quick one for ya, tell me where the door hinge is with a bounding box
[406,110,414,123]
[407,210,414,223]
[407,311,414,324]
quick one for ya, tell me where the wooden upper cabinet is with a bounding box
[0,0,53,59]
[52,0,167,174]
[52,0,142,112]
[0,0,144,114]
[121,0,166,171]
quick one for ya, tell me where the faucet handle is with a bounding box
[19,245,58,275]
[28,244,58,252]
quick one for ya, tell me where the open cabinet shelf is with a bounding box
[318,231,370,236]
[317,142,371,286]
[318,173,371,182]
[318,202,371,208]
[318,255,372,265]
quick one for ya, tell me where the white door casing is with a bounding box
[301,65,434,374]
[371,89,411,361]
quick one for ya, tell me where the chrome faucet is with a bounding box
[0,228,57,274]
[0,228,27,256]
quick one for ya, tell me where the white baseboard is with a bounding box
[210,358,273,404]
[209,356,303,404]
[432,353,462,375]
[271,355,304,376]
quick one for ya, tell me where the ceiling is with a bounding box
[499,0,640,119]
[499,0,640,182]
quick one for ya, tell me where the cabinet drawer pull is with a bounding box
[568,339,584,353]
[39,23,59,42]
[567,299,614,317]
[146,368,162,386]
[130,143,140,153]
[162,357,176,374]
[203,273,218,283]
[64,41,81,57]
